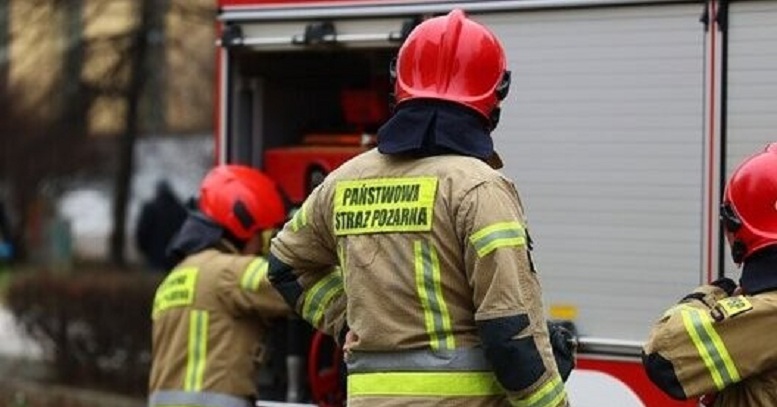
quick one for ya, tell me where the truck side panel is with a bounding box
[476,3,706,341]
[723,0,777,277]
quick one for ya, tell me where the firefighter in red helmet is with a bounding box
[268,9,571,406]
[643,143,777,406]
[148,165,343,407]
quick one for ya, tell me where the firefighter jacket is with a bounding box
[270,148,569,407]
[643,278,777,406]
[148,244,292,407]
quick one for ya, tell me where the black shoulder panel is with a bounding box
[267,252,303,308]
[642,351,687,400]
[477,314,544,392]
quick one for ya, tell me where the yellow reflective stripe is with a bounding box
[348,371,503,397]
[429,244,454,350]
[292,204,308,232]
[185,310,209,391]
[240,258,268,291]
[333,177,437,235]
[414,240,455,351]
[302,272,343,327]
[470,222,526,257]
[509,375,566,407]
[680,307,740,390]
[337,243,347,290]
[260,228,275,255]
[153,267,198,319]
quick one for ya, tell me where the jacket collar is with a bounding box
[167,210,242,264]
[377,100,502,169]
[740,245,777,295]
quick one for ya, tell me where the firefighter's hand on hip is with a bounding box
[343,330,359,361]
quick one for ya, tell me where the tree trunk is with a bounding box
[143,0,170,133]
[0,0,8,95]
[109,0,155,266]
[60,0,86,138]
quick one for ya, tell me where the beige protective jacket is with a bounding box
[148,245,291,407]
[271,148,568,407]
[643,283,777,407]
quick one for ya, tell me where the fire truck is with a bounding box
[213,0,777,406]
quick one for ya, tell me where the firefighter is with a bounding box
[643,143,777,406]
[148,165,341,407]
[268,9,570,406]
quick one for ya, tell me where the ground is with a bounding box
[0,379,144,407]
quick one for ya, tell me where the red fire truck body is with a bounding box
[214,1,777,406]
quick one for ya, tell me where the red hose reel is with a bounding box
[307,330,345,407]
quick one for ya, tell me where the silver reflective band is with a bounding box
[149,390,252,407]
[347,347,491,373]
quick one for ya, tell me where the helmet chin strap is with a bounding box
[388,57,398,112]
[489,71,512,131]
[731,240,747,264]
[721,202,747,264]
[489,107,501,131]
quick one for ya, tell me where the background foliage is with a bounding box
[5,269,162,395]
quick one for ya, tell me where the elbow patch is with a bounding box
[642,351,687,400]
[267,252,303,308]
[477,314,545,392]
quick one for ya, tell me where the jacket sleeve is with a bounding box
[642,280,777,399]
[268,183,347,339]
[459,177,569,407]
[217,255,292,318]
[296,267,347,338]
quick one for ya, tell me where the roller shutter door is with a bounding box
[723,0,777,276]
[476,3,705,340]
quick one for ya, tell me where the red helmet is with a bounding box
[393,9,510,127]
[721,143,777,263]
[199,165,286,241]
